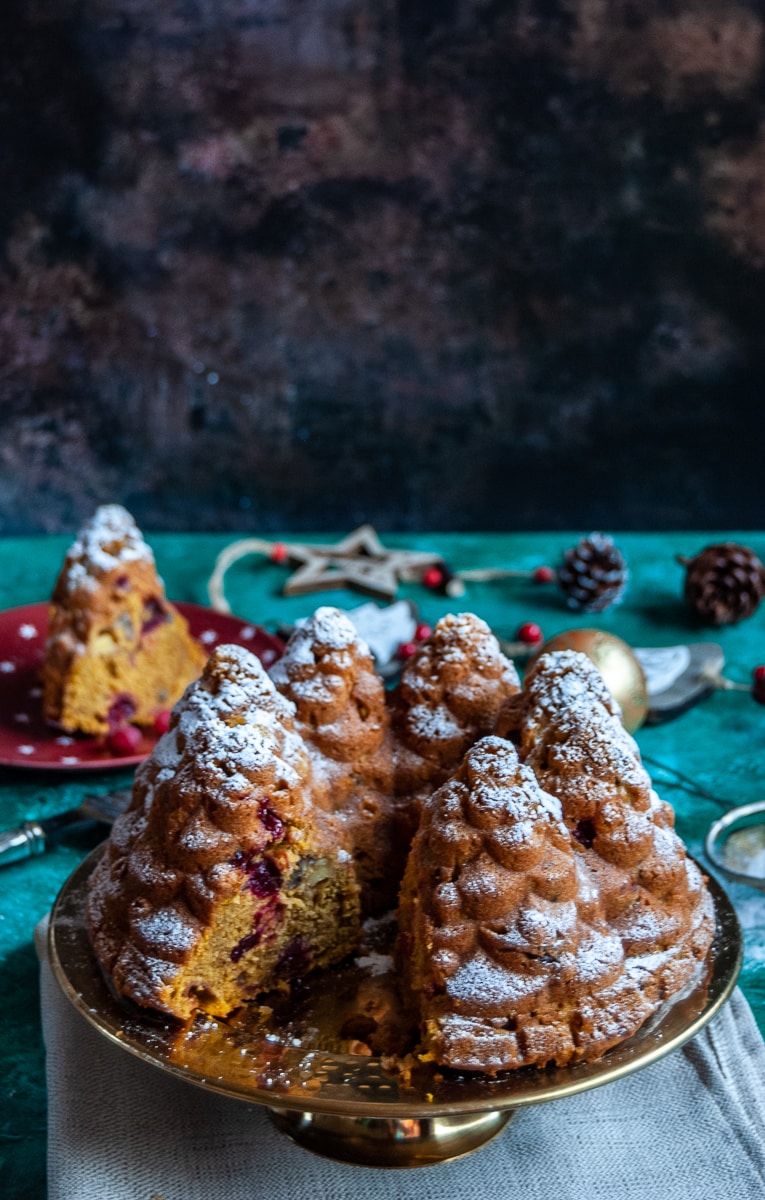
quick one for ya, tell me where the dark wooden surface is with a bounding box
[1,1,764,533]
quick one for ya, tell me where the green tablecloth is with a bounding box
[3,531,765,1198]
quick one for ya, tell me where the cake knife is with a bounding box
[0,788,130,867]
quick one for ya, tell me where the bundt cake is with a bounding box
[86,643,360,1020]
[43,504,206,736]
[86,613,715,1075]
[398,651,715,1074]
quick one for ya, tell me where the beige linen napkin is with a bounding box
[37,918,765,1200]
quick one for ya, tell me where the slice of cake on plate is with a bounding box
[87,643,360,1020]
[43,504,206,736]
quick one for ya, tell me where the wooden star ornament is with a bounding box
[280,526,445,602]
[207,525,455,610]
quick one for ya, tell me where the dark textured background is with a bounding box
[1,0,764,534]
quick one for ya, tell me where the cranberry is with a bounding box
[230,931,262,963]
[397,640,418,660]
[753,666,765,704]
[414,622,433,642]
[572,818,597,849]
[276,936,311,979]
[106,694,137,730]
[141,597,168,635]
[232,851,282,898]
[533,565,555,584]
[516,621,544,646]
[108,725,142,756]
[259,803,285,841]
[114,574,131,592]
[153,709,172,736]
[270,542,288,563]
[422,566,445,589]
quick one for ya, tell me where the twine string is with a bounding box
[207,537,275,613]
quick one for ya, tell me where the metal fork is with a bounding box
[0,789,131,867]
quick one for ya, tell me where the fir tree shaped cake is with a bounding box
[270,606,402,914]
[43,504,206,735]
[397,736,656,1073]
[497,650,715,1047]
[87,644,360,1020]
[389,612,520,799]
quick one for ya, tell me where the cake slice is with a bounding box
[43,504,206,735]
[87,643,360,1020]
[397,736,653,1074]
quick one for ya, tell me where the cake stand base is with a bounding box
[266,1105,514,1167]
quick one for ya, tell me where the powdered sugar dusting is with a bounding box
[356,951,393,976]
[61,504,154,592]
[148,644,306,796]
[522,651,651,795]
[269,606,370,690]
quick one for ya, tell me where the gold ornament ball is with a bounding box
[534,629,649,733]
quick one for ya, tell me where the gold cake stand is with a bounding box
[49,847,742,1169]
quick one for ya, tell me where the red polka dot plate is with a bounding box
[0,602,284,770]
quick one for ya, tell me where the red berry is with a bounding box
[108,724,142,755]
[422,566,445,589]
[533,565,555,584]
[153,709,172,736]
[753,666,765,704]
[414,622,433,642]
[516,621,544,646]
[270,542,288,564]
[753,665,765,683]
[397,640,418,660]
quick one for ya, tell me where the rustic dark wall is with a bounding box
[1,0,764,534]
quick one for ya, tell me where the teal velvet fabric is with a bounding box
[2,531,764,1198]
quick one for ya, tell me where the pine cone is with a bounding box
[680,542,765,626]
[557,533,628,613]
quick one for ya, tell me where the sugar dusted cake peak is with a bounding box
[62,504,155,592]
[87,637,359,1020]
[398,735,634,1072]
[392,611,520,769]
[162,642,307,802]
[44,504,205,735]
[270,606,369,683]
[517,649,650,798]
[188,641,295,723]
[270,606,385,754]
[136,642,313,849]
[523,649,621,723]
